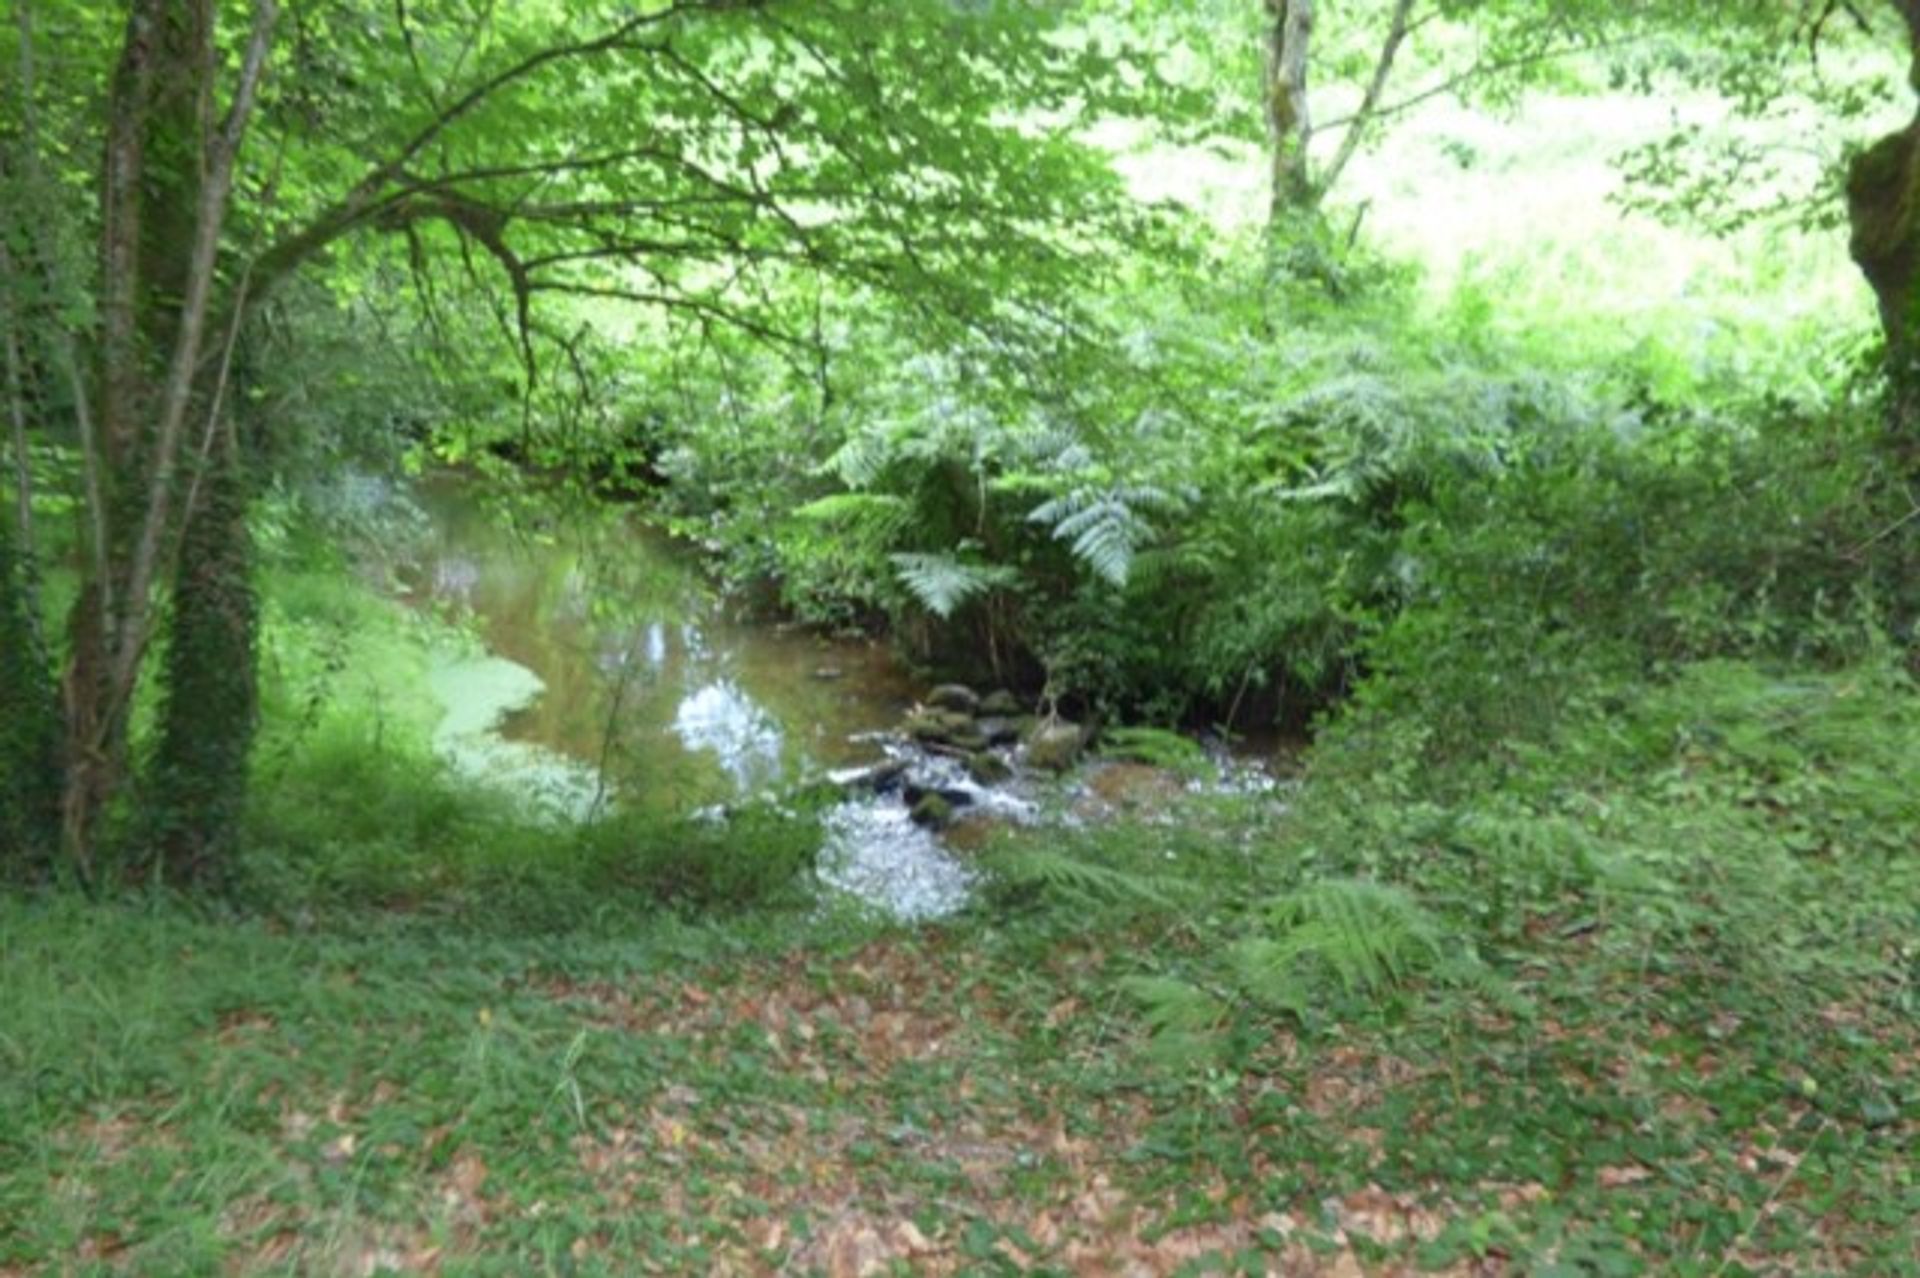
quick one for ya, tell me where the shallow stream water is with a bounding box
[401,477,990,917]
[395,476,1283,920]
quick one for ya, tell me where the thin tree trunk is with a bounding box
[0,287,59,870]
[4,309,37,571]
[1319,0,1418,200]
[1264,0,1316,223]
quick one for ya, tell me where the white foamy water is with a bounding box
[815,802,978,921]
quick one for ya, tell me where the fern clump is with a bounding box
[1231,878,1449,1012]
[982,845,1193,915]
[1028,484,1184,588]
[1098,876,1485,1065]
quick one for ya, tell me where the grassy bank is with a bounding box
[5,650,1915,1274]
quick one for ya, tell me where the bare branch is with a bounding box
[176,262,255,554]
[394,0,438,110]
[1317,31,1650,135]
[527,281,811,352]
[1318,0,1418,198]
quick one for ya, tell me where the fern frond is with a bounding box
[1028,484,1179,588]
[985,847,1189,912]
[794,492,910,524]
[824,432,892,488]
[888,552,1014,619]
[1117,975,1232,1068]
[1252,878,1447,1000]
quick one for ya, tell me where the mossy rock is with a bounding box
[904,709,986,750]
[925,684,981,715]
[909,793,956,829]
[1025,720,1085,772]
[966,752,1013,785]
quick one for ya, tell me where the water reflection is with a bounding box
[671,679,785,790]
[406,477,915,813]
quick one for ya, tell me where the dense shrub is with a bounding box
[641,238,1907,740]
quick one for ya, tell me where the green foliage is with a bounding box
[888,551,1015,620]
[652,205,1895,736]
[1333,398,1903,775]
[1306,652,1920,988]
[1236,878,1449,1008]
[984,845,1194,915]
[1028,484,1181,588]
[1096,726,1213,778]
[0,519,59,875]
[984,648,1920,1092]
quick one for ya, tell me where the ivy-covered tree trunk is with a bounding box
[57,0,272,876]
[58,0,203,871]
[148,428,257,886]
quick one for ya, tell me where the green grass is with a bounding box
[4,655,1915,1274]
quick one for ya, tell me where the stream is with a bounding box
[399,477,1004,918]
[392,475,1276,920]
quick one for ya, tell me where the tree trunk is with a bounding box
[149,423,257,886]
[1848,113,1920,458]
[60,0,275,877]
[59,0,165,874]
[1264,0,1316,223]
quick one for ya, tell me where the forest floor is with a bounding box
[4,840,1916,1277]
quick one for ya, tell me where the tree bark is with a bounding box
[60,0,277,874]
[1847,3,1920,457]
[1847,115,1920,452]
[1264,0,1316,223]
